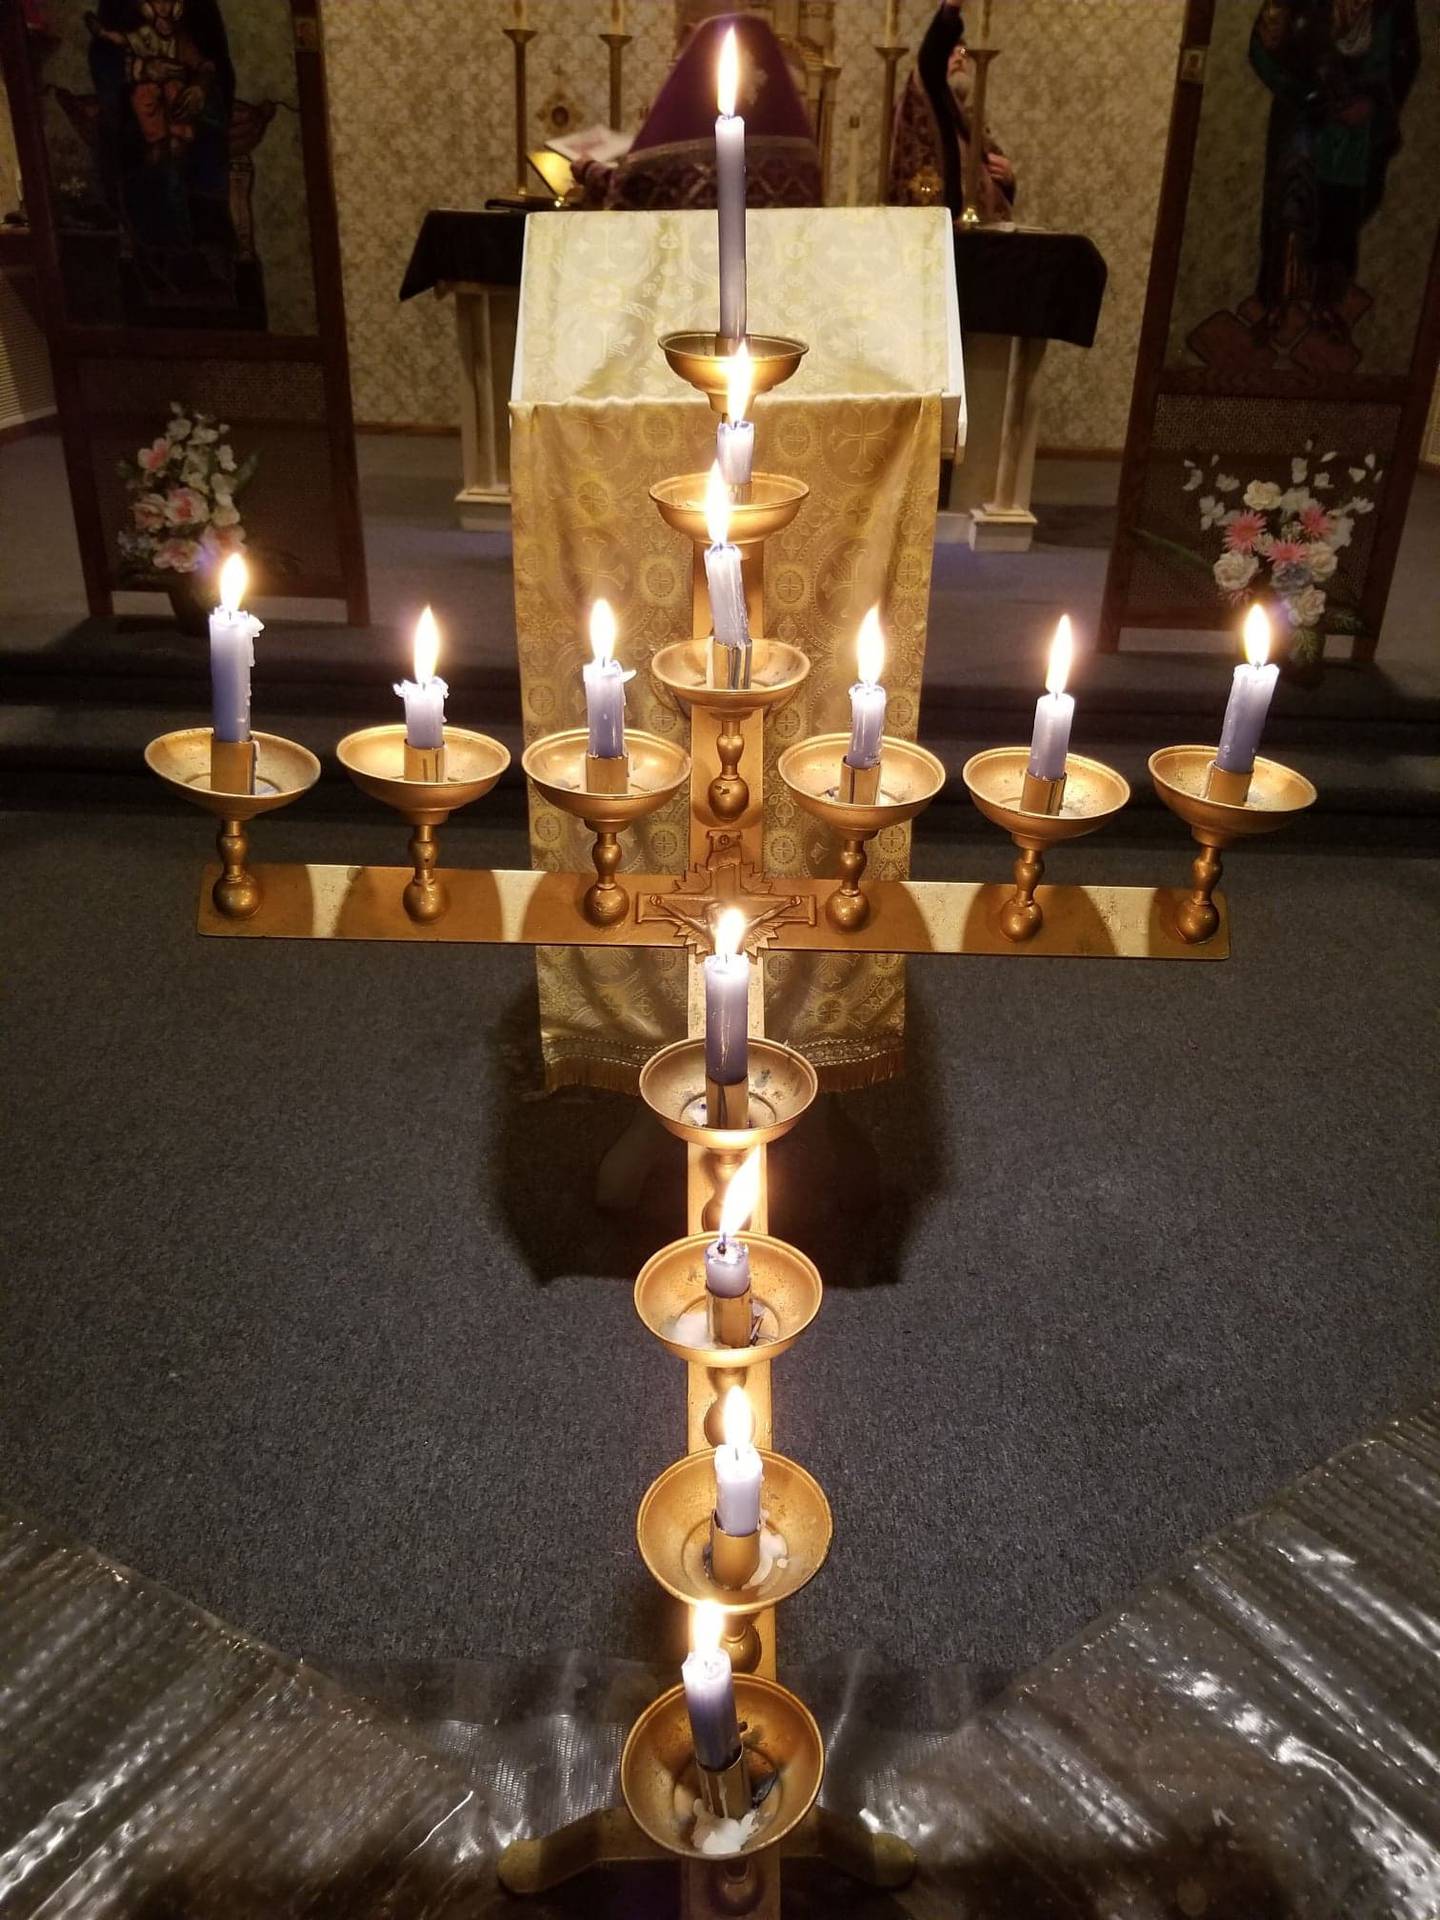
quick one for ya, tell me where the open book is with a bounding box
[546,125,633,166]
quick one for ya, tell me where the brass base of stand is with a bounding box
[1150,746,1317,946]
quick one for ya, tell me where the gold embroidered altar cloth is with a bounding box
[510,207,958,1092]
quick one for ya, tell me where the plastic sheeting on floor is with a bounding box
[3,1403,1437,1918]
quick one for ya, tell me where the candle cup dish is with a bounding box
[777,733,947,933]
[634,1232,823,1442]
[639,1037,818,1232]
[636,1449,832,1662]
[651,472,809,641]
[1150,745,1317,945]
[651,636,810,822]
[146,726,321,922]
[336,724,511,925]
[522,727,691,928]
[620,1675,824,1867]
[658,332,808,414]
[963,746,1131,943]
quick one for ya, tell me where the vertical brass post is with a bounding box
[1000,841,1045,942]
[404,821,448,924]
[212,817,260,921]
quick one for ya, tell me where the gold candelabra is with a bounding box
[146,318,1318,1918]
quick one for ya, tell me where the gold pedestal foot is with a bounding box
[1000,843,1045,942]
[403,822,448,924]
[826,834,872,932]
[497,1805,666,1894]
[585,828,630,927]
[1176,841,1223,945]
[783,1807,917,1889]
[213,818,261,920]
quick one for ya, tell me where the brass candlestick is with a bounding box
[336,724,511,925]
[873,44,909,203]
[145,727,321,922]
[598,29,630,130]
[522,727,691,928]
[1150,745,1317,946]
[502,26,539,199]
[777,733,947,932]
[960,46,1001,226]
[964,746,1130,943]
[651,636,809,824]
[651,475,808,642]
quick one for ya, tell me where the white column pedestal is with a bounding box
[452,283,519,526]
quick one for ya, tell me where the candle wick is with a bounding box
[717,1231,727,1254]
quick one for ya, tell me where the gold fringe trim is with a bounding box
[813,1046,907,1093]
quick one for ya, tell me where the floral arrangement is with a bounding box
[116,405,256,580]
[1179,444,1379,671]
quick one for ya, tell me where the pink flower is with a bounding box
[138,438,172,472]
[1223,511,1266,553]
[1266,540,1307,568]
[153,537,200,572]
[164,486,208,527]
[131,492,168,532]
[1298,504,1334,540]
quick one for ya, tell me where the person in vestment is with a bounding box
[1248,0,1420,345]
[889,0,1015,221]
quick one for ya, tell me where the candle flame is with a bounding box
[692,1599,725,1655]
[714,906,747,963]
[725,340,753,424]
[705,460,731,548]
[717,1148,761,1245]
[413,604,440,683]
[721,1384,753,1453]
[717,26,739,117]
[857,604,884,686]
[1243,603,1271,670]
[590,597,617,667]
[218,553,247,615]
[1045,615,1073,698]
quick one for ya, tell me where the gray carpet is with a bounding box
[1,803,1435,1678]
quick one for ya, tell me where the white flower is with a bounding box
[1182,465,1203,492]
[1348,467,1365,481]
[169,415,193,441]
[1291,457,1308,483]
[181,461,209,490]
[1306,544,1337,581]
[217,445,236,473]
[1364,453,1376,468]
[1348,496,1375,516]
[212,476,233,505]
[212,503,241,528]
[1244,480,1282,510]
[1215,473,1240,492]
[1325,514,1354,551]
[1213,551,1259,594]
[1287,586,1326,628]
[1313,471,1332,491]
[1278,486,1315,515]
[191,425,219,445]
[1199,494,1227,530]
[1321,450,1336,462]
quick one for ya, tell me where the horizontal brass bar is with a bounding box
[196,865,1229,959]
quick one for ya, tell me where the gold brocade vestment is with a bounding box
[510,208,954,1091]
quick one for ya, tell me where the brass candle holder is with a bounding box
[658,332,808,414]
[145,727,321,921]
[777,733,948,932]
[638,1036,818,1233]
[522,727,691,927]
[963,746,1130,943]
[872,44,909,202]
[502,25,539,200]
[336,724,511,925]
[651,636,810,825]
[598,28,630,130]
[634,1232,823,1443]
[636,1450,832,1673]
[651,474,809,639]
[1150,745,1317,945]
[959,47,1002,226]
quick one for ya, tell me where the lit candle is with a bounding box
[393,605,447,749]
[845,605,887,770]
[1215,605,1279,774]
[717,341,754,491]
[209,554,260,743]
[703,463,751,687]
[682,1601,741,1772]
[704,907,749,1087]
[582,598,626,759]
[705,1147,759,1303]
[716,27,746,346]
[1027,615,1074,781]
[714,1386,762,1537]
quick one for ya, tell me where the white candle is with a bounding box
[682,1602,740,1771]
[714,1386,762,1536]
[717,341,754,490]
[1215,605,1279,775]
[716,28,746,346]
[845,605,887,770]
[394,605,448,750]
[582,598,626,759]
[209,554,261,743]
[703,907,749,1085]
[703,462,751,685]
[705,1148,759,1298]
[1027,615,1075,782]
